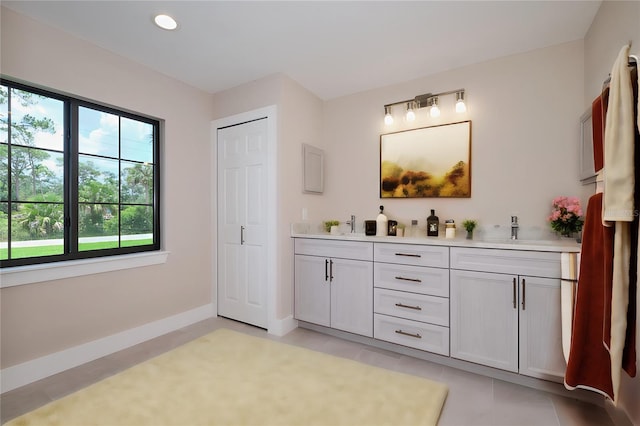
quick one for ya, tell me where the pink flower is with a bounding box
[548,195,584,235]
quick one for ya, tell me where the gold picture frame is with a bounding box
[380,121,471,198]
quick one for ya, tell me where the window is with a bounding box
[0,79,160,267]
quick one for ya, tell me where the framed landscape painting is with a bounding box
[380,121,471,198]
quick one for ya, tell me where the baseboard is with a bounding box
[0,304,215,393]
[268,315,298,336]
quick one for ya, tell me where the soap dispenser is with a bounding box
[427,209,439,237]
[376,205,388,237]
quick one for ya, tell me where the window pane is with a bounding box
[10,146,64,202]
[121,117,153,163]
[79,107,119,157]
[79,155,118,203]
[78,203,118,251]
[1,86,7,202]
[11,202,64,258]
[0,203,7,260]
[9,88,64,151]
[121,161,153,204]
[0,85,7,145]
[0,143,7,201]
[121,205,153,247]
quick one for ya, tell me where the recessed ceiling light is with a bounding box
[154,14,178,31]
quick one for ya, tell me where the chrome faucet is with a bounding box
[511,216,519,240]
[346,215,356,233]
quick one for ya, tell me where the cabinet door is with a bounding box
[450,270,518,372]
[519,276,567,382]
[331,258,374,337]
[294,255,330,327]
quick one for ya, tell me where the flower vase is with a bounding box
[466,231,473,240]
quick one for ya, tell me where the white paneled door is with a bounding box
[217,118,268,328]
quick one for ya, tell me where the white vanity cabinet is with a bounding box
[294,238,374,337]
[373,243,450,356]
[450,247,566,382]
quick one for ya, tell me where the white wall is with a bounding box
[0,7,214,368]
[321,41,589,239]
[584,2,640,424]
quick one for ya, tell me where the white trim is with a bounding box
[211,105,278,334]
[0,304,213,393]
[268,315,299,337]
[0,251,170,288]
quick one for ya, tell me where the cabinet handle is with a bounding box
[325,259,329,282]
[395,329,422,339]
[240,225,245,245]
[512,278,517,309]
[329,259,334,282]
[394,276,422,283]
[522,278,526,310]
[395,253,421,258]
[395,303,422,311]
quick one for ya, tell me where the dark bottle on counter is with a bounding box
[427,209,439,237]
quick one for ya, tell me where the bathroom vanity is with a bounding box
[292,233,579,386]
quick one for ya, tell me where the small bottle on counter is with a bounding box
[410,220,419,237]
[376,205,388,237]
[427,209,439,237]
[445,220,456,239]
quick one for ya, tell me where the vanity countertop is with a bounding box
[290,231,581,253]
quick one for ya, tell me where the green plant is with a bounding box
[462,219,477,233]
[323,220,340,233]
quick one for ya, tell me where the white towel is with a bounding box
[561,252,580,362]
[603,44,635,222]
[601,44,635,406]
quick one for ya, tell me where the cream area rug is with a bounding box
[6,328,448,426]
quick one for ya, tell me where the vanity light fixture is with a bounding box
[383,88,466,126]
[429,97,440,118]
[154,14,178,30]
[405,102,416,121]
[384,106,394,126]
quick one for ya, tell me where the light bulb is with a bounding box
[384,113,394,126]
[430,97,440,117]
[154,14,178,30]
[384,106,393,126]
[455,91,466,113]
[406,102,415,121]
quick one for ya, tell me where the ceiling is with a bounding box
[3,1,602,100]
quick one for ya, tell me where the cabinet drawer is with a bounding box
[374,288,449,326]
[294,238,373,261]
[374,314,449,356]
[374,243,449,268]
[450,247,560,278]
[374,263,449,297]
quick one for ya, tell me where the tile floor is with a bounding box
[1,317,618,426]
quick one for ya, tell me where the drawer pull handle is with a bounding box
[395,276,422,283]
[395,303,422,311]
[395,329,422,339]
[395,253,422,258]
